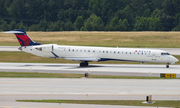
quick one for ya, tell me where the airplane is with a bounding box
[3,29,179,68]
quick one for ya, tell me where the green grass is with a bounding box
[1,31,180,48]
[0,51,180,64]
[0,72,84,78]
[16,100,180,108]
[0,72,179,79]
[0,51,77,63]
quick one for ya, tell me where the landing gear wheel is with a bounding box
[166,65,169,68]
[166,63,169,68]
[84,62,89,66]
[80,63,84,67]
[80,62,89,67]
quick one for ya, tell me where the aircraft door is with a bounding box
[155,52,160,61]
[151,52,160,61]
[151,52,157,61]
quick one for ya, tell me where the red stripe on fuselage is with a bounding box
[16,35,31,46]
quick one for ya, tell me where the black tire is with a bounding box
[85,62,89,66]
[80,62,89,67]
[80,63,84,67]
[166,65,169,68]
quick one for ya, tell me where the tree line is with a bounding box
[0,0,180,31]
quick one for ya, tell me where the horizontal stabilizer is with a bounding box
[3,31,24,34]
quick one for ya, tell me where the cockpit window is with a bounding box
[161,53,170,55]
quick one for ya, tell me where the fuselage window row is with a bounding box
[64,49,153,56]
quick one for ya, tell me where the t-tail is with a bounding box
[3,29,41,46]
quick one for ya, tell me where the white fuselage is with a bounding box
[20,44,178,64]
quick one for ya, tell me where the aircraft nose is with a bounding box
[172,56,179,62]
[175,58,179,62]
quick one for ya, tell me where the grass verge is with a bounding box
[0,72,84,78]
[16,100,180,108]
[0,51,180,64]
[0,72,179,79]
[1,31,180,48]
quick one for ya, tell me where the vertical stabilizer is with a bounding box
[3,29,41,46]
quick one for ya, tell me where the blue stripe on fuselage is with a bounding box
[51,52,59,58]
[99,58,142,62]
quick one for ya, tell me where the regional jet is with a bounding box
[4,29,178,68]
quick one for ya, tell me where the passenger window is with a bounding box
[130,52,131,54]
[88,50,90,52]
[103,51,105,53]
[84,50,86,52]
[72,49,74,51]
[93,50,95,52]
[80,50,82,52]
[69,49,70,51]
[114,51,116,53]
[106,51,108,53]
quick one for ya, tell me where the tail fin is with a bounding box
[3,29,41,46]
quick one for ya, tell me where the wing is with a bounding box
[63,57,100,62]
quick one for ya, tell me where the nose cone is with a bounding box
[175,58,179,62]
[171,56,179,63]
[18,47,22,51]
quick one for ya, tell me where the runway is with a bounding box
[0,78,179,108]
[0,46,180,108]
[0,46,20,51]
[1,63,179,108]
[1,78,180,95]
[0,63,180,77]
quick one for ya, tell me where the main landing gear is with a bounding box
[80,62,89,67]
[166,63,169,68]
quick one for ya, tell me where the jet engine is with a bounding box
[35,44,57,52]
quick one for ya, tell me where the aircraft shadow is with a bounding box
[23,65,66,67]
[69,65,180,69]
[66,65,173,69]
[21,64,178,69]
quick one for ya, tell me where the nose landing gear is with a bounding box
[166,63,169,68]
[80,62,89,67]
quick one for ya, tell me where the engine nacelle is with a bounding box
[35,44,57,52]
[41,45,52,52]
